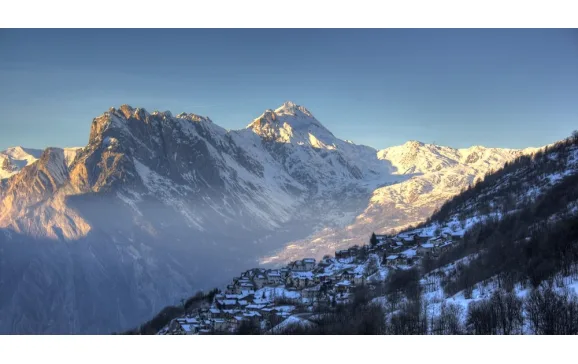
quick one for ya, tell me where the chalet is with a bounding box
[178,323,199,335]
[302,285,322,300]
[288,260,305,272]
[287,271,315,288]
[335,280,352,294]
[317,272,334,283]
[435,240,454,255]
[243,311,262,325]
[279,268,290,278]
[246,304,267,310]
[260,307,279,320]
[266,270,283,285]
[302,258,316,271]
[225,284,238,295]
[400,248,417,260]
[170,317,200,335]
[429,236,444,245]
[252,298,269,306]
[208,308,222,320]
[253,274,268,289]
[212,319,228,332]
[385,254,405,266]
[417,243,435,256]
[416,232,431,244]
[217,299,239,310]
[402,235,415,244]
[240,282,255,292]
[339,270,355,281]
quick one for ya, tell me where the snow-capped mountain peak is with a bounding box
[247,102,335,146]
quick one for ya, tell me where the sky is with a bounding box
[1,29,577,151]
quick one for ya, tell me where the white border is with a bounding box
[1,0,577,28]
[2,335,577,363]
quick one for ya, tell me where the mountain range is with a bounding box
[0,101,541,334]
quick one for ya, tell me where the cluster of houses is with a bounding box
[160,230,461,335]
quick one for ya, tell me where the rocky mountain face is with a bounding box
[0,102,537,334]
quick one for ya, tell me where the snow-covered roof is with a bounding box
[291,271,314,279]
[336,280,351,286]
[180,324,197,333]
[209,308,221,314]
[246,304,267,310]
[421,243,434,248]
[401,249,417,258]
[386,255,399,260]
[177,317,199,324]
[273,305,296,312]
[303,258,315,263]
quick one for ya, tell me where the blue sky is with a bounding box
[1,29,577,151]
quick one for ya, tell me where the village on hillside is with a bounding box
[159,228,462,335]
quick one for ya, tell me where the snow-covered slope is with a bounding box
[0,147,42,179]
[0,146,82,180]
[262,141,540,264]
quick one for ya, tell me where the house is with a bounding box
[266,270,283,285]
[243,311,262,325]
[212,319,228,332]
[302,258,316,271]
[384,254,405,266]
[430,236,444,245]
[178,323,200,335]
[317,272,334,283]
[279,268,291,278]
[335,280,352,294]
[288,260,305,272]
[217,299,239,309]
[375,234,389,242]
[319,257,334,267]
[400,248,417,260]
[287,271,315,288]
[417,243,435,256]
[302,285,322,300]
[348,245,361,256]
[435,240,454,255]
[339,270,354,281]
[246,304,267,310]
[260,307,279,320]
[170,317,200,335]
[208,308,222,320]
[253,274,268,289]
[240,282,255,292]
[402,235,415,244]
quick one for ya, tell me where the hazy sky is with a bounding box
[1,29,577,151]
